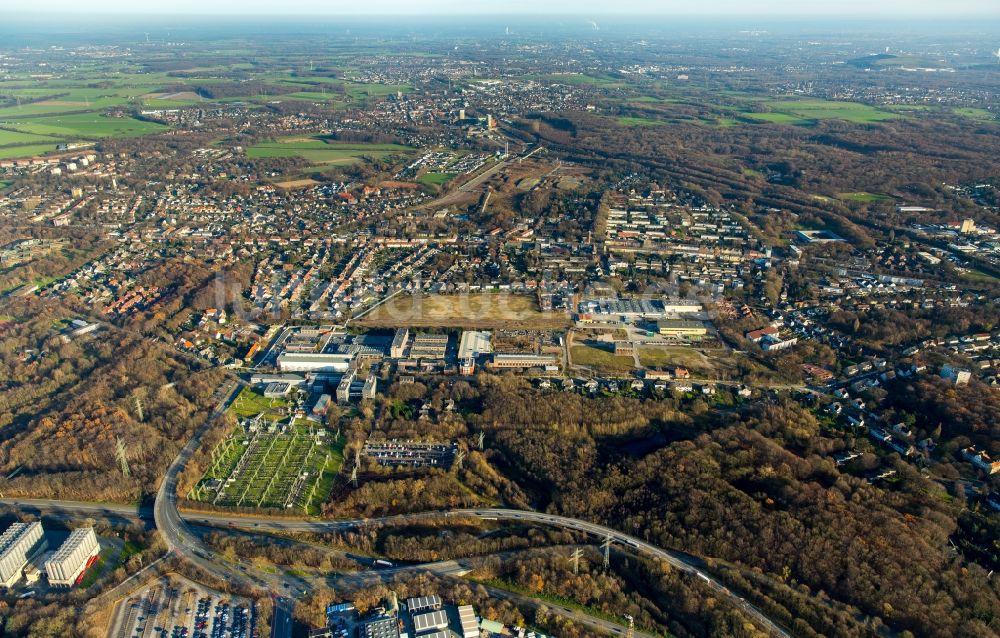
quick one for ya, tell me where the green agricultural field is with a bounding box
[743,111,813,125]
[953,107,996,122]
[709,117,740,127]
[5,113,168,138]
[527,73,625,89]
[248,137,412,165]
[418,172,457,186]
[0,128,63,145]
[758,99,900,124]
[0,182,9,190]
[343,82,411,100]
[0,143,61,159]
[0,87,140,118]
[617,116,663,127]
[884,104,933,114]
[837,192,891,202]
[280,92,347,107]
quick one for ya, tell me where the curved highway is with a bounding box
[184,508,791,638]
[153,377,261,590]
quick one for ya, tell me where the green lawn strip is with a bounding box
[836,192,891,202]
[229,386,289,420]
[115,540,144,569]
[78,547,113,589]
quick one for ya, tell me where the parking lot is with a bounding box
[363,440,455,468]
[108,575,256,638]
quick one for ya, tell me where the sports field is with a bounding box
[357,293,571,329]
[247,137,411,165]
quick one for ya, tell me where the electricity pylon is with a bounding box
[602,534,613,568]
[570,548,583,575]
[116,437,131,478]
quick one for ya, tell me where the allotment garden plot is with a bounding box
[190,418,343,514]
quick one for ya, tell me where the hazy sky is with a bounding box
[8,0,1000,16]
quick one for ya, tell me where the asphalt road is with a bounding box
[271,597,294,638]
[152,377,264,590]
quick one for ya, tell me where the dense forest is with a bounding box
[316,375,1000,637]
[0,299,226,502]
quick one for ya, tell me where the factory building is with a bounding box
[656,319,707,337]
[45,527,99,587]
[613,341,635,356]
[390,328,410,359]
[413,610,449,634]
[277,352,353,373]
[409,334,449,360]
[457,331,492,360]
[0,522,46,588]
[362,375,378,399]
[405,596,442,613]
[486,353,559,370]
[457,605,479,638]
[578,297,702,322]
[337,370,357,404]
[360,616,399,638]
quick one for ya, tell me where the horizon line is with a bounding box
[5,10,1000,18]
